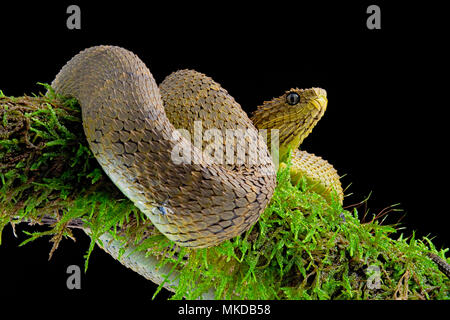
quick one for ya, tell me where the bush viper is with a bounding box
[51,45,342,248]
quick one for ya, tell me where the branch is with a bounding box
[1,90,449,300]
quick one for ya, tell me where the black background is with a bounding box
[0,0,448,307]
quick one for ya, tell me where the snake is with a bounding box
[51,45,343,249]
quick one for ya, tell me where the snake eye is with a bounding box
[286,92,300,105]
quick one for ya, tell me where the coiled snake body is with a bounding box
[52,46,342,248]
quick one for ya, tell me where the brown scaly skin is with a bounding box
[161,74,343,204]
[51,45,342,248]
[51,46,275,248]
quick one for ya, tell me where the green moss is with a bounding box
[0,86,449,299]
[142,165,449,299]
[0,85,141,266]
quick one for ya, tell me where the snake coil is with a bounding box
[52,45,276,248]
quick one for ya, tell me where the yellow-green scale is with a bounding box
[251,88,344,204]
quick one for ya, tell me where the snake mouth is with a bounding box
[311,112,324,123]
[309,97,327,129]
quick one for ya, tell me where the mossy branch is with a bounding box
[1,87,449,300]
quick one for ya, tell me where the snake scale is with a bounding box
[51,45,343,248]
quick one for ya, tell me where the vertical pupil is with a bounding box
[288,93,298,105]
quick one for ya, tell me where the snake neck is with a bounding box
[251,88,328,162]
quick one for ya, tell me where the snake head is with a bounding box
[251,87,328,162]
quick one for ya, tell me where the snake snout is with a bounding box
[302,88,327,113]
[311,95,328,111]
